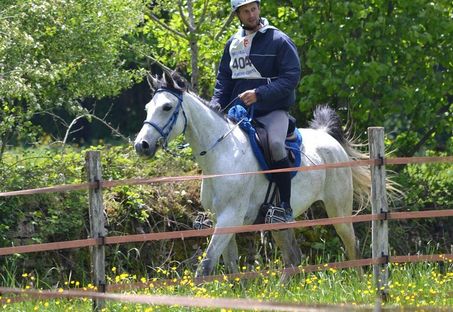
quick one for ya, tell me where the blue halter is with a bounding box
[143,88,188,149]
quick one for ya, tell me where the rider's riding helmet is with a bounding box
[231,0,260,12]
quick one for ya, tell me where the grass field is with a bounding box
[1,260,452,311]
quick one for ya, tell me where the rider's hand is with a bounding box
[238,89,257,106]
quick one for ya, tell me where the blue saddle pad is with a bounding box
[228,105,302,181]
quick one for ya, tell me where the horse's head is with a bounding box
[134,72,188,157]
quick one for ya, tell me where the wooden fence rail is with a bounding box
[1,210,453,257]
[0,127,452,311]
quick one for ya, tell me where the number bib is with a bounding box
[229,32,263,79]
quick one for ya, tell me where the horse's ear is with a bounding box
[171,72,188,91]
[163,71,174,89]
[162,70,188,92]
[146,72,160,92]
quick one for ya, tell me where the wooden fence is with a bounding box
[0,127,452,311]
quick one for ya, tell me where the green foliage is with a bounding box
[0,0,146,158]
[2,0,451,157]
[262,0,452,155]
[2,262,452,310]
[139,0,235,96]
[0,146,90,283]
[403,157,452,211]
[140,0,452,155]
[0,147,85,244]
[388,152,453,254]
[0,142,202,282]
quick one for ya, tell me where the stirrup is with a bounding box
[193,212,213,230]
[264,205,287,224]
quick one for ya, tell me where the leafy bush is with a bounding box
[0,143,450,285]
[0,141,203,283]
[389,151,452,255]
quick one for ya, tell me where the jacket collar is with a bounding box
[237,18,277,37]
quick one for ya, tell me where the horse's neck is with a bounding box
[183,93,232,160]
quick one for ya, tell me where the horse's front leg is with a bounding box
[195,210,243,277]
[271,229,303,282]
[196,232,234,277]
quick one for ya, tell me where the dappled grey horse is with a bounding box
[134,73,371,277]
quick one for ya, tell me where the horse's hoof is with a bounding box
[195,258,212,278]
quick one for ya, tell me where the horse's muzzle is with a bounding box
[134,140,156,157]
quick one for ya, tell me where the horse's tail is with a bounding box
[309,105,372,211]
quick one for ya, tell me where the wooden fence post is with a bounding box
[368,127,389,302]
[86,151,107,311]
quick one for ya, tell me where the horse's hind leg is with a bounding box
[323,198,360,261]
[322,197,363,279]
[332,221,360,260]
[222,235,239,273]
[330,219,363,277]
[271,229,302,281]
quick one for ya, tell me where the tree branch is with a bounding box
[148,13,188,40]
[0,119,18,162]
[38,110,69,128]
[60,113,130,153]
[402,103,451,157]
[214,11,235,41]
[145,55,175,74]
[185,0,197,33]
[195,0,209,32]
[177,0,192,32]
[89,114,129,141]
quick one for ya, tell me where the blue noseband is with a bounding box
[143,88,188,148]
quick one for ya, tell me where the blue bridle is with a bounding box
[143,88,188,149]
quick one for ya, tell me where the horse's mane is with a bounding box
[151,71,230,122]
[187,90,229,120]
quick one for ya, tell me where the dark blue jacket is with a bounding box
[210,24,301,117]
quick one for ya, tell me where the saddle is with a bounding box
[228,105,302,181]
[253,115,299,168]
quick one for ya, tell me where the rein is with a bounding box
[143,88,188,151]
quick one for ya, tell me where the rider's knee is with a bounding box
[269,141,286,161]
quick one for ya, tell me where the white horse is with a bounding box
[134,73,371,277]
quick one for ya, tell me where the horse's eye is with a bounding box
[163,103,173,111]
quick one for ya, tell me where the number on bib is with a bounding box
[232,56,252,69]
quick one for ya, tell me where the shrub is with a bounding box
[0,141,203,283]
[389,151,452,255]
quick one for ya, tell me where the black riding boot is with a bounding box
[271,157,294,222]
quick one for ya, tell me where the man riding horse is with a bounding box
[209,0,301,222]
